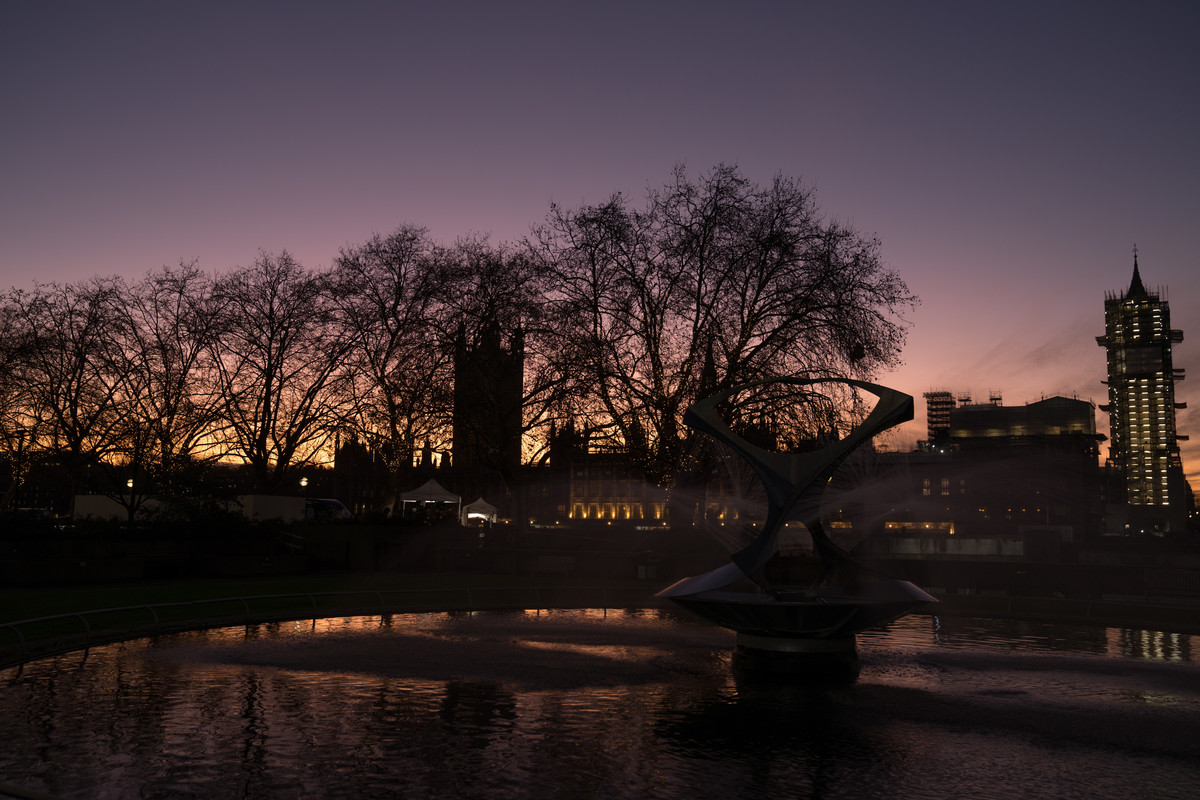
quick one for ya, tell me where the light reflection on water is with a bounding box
[861,612,1198,663]
[2,609,1199,800]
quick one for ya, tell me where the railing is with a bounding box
[0,584,661,670]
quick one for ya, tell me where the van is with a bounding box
[305,498,354,522]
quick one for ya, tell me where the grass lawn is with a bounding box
[0,571,571,624]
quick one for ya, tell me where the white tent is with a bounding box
[400,479,461,517]
[460,496,498,525]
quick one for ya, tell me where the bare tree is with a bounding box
[328,226,454,508]
[209,252,351,492]
[4,279,130,510]
[0,293,44,510]
[530,164,915,496]
[105,262,225,504]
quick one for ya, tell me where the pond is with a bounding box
[2,609,1199,799]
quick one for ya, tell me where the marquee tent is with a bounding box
[460,497,498,525]
[400,479,461,517]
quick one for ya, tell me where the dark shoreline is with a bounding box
[3,573,1199,672]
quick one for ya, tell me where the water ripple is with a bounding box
[2,610,1198,799]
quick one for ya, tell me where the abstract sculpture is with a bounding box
[658,377,936,677]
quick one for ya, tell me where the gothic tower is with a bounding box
[452,321,525,472]
[1096,250,1187,532]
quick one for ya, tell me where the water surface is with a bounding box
[3,610,1198,799]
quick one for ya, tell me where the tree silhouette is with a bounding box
[328,226,453,508]
[209,252,351,492]
[0,164,918,522]
[104,263,225,511]
[4,279,128,512]
[530,164,915,499]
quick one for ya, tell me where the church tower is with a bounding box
[452,321,525,472]
[1096,250,1187,533]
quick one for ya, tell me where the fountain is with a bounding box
[657,377,937,679]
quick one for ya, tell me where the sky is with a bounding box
[3,1,1198,482]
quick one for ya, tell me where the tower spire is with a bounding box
[1127,244,1147,298]
[1099,243,1185,532]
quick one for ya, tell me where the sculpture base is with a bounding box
[732,633,860,682]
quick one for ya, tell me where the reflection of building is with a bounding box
[1096,253,1188,533]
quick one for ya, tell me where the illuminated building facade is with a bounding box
[1096,253,1188,533]
[567,454,667,523]
[543,422,666,523]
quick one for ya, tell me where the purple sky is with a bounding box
[3,1,1198,481]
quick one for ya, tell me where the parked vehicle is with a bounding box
[305,498,354,522]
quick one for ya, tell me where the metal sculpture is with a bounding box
[658,377,936,676]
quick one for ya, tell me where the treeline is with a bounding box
[0,165,915,515]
